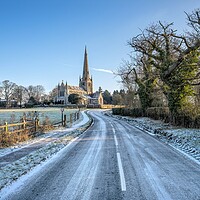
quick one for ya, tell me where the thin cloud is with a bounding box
[92,68,114,74]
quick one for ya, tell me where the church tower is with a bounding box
[79,46,93,94]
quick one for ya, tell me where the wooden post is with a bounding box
[77,111,80,120]
[73,113,75,121]
[23,120,26,129]
[76,112,78,121]
[63,114,66,127]
[61,112,63,126]
[35,118,39,132]
[70,113,72,127]
[4,122,8,132]
[61,108,64,126]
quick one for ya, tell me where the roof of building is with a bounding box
[91,91,102,98]
[68,85,86,92]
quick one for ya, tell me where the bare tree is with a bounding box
[13,85,27,107]
[25,85,35,99]
[0,80,17,108]
[49,87,58,103]
[118,51,158,110]
[185,8,200,41]
[34,85,45,102]
[112,94,123,105]
[25,85,45,103]
[128,9,200,114]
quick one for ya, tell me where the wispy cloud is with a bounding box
[92,68,114,74]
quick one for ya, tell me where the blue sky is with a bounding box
[0,0,199,94]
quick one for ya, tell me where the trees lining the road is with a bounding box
[118,9,200,121]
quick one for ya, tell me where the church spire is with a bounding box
[82,46,89,80]
[79,46,93,94]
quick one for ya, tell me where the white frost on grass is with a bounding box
[0,111,91,191]
[0,111,89,158]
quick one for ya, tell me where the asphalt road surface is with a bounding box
[1,111,200,200]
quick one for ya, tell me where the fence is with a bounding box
[0,119,36,147]
[0,111,81,147]
[0,120,35,135]
[57,111,80,127]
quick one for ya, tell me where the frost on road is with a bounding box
[0,111,200,200]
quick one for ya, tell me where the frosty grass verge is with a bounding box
[0,112,92,191]
[107,112,200,163]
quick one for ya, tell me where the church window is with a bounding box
[60,91,64,96]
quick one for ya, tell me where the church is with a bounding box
[54,47,103,106]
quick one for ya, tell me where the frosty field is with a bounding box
[0,107,79,125]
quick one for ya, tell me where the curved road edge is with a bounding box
[104,111,200,166]
[0,110,93,191]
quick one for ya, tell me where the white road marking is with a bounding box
[110,122,127,192]
[126,133,131,139]
[114,135,118,146]
[117,152,126,191]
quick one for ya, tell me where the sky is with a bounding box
[0,0,199,94]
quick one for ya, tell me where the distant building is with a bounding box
[88,90,104,105]
[54,47,103,106]
[79,47,93,95]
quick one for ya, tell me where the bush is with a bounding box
[146,107,170,121]
[121,108,131,116]
[112,108,122,115]
[113,106,200,128]
[172,114,193,128]
[0,130,30,147]
[112,108,143,117]
[194,115,200,128]
[130,108,144,117]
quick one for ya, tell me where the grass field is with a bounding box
[0,108,78,125]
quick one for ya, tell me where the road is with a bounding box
[1,111,200,200]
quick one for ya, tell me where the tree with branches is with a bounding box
[25,85,45,104]
[118,53,158,110]
[0,80,17,108]
[128,9,200,114]
[13,85,27,107]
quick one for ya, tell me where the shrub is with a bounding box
[146,107,170,121]
[113,105,200,128]
[0,130,30,147]
[130,108,144,117]
[112,108,122,115]
[194,115,200,128]
[112,108,143,117]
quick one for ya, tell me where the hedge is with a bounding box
[112,107,200,128]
